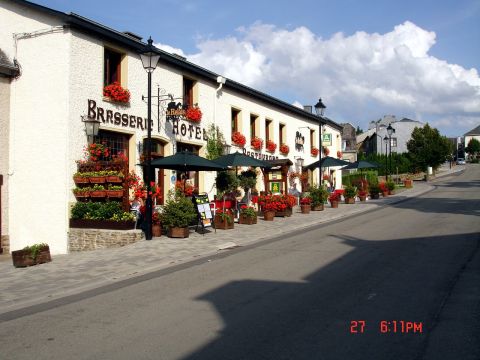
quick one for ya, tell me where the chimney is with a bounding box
[303,105,312,113]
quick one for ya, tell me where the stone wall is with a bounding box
[68,229,144,252]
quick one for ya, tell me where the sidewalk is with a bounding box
[0,166,464,316]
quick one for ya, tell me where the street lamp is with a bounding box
[140,36,160,240]
[223,142,231,155]
[82,115,101,144]
[383,136,389,181]
[314,98,326,185]
[387,124,395,181]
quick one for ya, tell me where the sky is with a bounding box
[35,0,480,137]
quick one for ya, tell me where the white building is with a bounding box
[0,0,343,254]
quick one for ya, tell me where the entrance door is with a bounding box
[176,142,200,191]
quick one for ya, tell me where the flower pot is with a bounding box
[168,227,189,238]
[239,214,256,225]
[152,223,162,237]
[312,204,324,211]
[73,191,90,200]
[300,204,311,214]
[214,215,234,229]
[106,176,123,183]
[263,210,275,221]
[89,176,106,184]
[90,190,107,198]
[73,176,89,184]
[382,191,389,197]
[345,197,355,204]
[404,179,413,188]
[370,193,380,199]
[330,200,339,208]
[359,195,367,202]
[12,246,51,268]
[106,190,124,198]
[388,190,395,195]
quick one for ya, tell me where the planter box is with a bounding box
[73,192,90,200]
[382,191,389,197]
[275,208,292,217]
[330,200,339,208]
[89,176,106,184]
[73,177,90,184]
[404,179,413,188]
[90,190,106,198]
[300,205,311,214]
[69,218,136,230]
[106,176,123,183]
[12,246,51,268]
[312,204,324,211]
[214,216,234,229]
[106,190,124,198]
[167,227,189,238]
[345,197,355,204]
[359,195,367,202]
[263,211,275,221]
[152,223,162,237]
[239,215,257,225]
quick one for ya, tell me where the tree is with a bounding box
[407,124,452,172]
[356,126,364,135]
[465,138,480,158]
[205,124,225,160]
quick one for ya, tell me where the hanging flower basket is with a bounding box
[251,137,263,150]
[232,131,246,147]
[266,140,277,153]
[311,147,319,157]
[103,82,130,103]
[185,106,202,122]
[279,144,289,155]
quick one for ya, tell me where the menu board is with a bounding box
[193,193,212,227]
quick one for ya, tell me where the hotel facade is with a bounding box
[0,0,344,254]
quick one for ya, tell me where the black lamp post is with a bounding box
[383,136,389,180]
[387,124,395,181]
[140,37,160,240]
[314,98,326,185]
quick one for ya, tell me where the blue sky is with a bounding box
[35,0,480,136]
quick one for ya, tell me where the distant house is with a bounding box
[339,123,357,163]
[357,115,424,155]
[464,125,480,158]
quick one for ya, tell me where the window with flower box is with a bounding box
[231,108,241,133]
[310,128,317,148]
[93,130,129,161]
[265,119,273,142]
[250,114,258,139]
[104,48,123,87]
[279,123,286,145]
[183,77,196,108]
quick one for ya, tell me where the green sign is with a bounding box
[322,133,332,146]
[270,182,281,193]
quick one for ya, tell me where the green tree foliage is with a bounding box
[357,152,413,175]
[406,124,452,172]
[205,123,225,160]
[465,138,480,157]
[356,126,364,135]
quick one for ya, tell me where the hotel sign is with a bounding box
[322,133,332,146]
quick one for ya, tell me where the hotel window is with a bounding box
[104,48,122,86]
[183,78,195,108]
[279,123,286,145]
[94,130,129,160]
[310,129,316,148]
[232,108,240,133]
[265,119,273,141]
[250,115,258,138]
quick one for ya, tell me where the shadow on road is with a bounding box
[181,232,480,360]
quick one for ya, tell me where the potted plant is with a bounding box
[105,170,124,183]
[73,172,90,184]
[300,195,312,214]
[12,243,51,268]
[369,183,380,199]
[90,183,106,198]
[152,210,162,237]
[161,191,197,238]
[72,186,91,200]
[232,131,246,147]
[251,136,263,150]
[185,105,203,122]
[214,208,235,229]
[310,184,328,211]
[279,144,289,155]
[70,202,136,230]
[404,177,413,188]
[311,147,319,157]
[238,205,257,225]
[329,192,340,208]
[263,202,276,221]
[358,189,368,202]
[344,185,357,204]
[106,184,124,198]
[89,170,107,184]
[266,140,277,153]
[103,81,130,103]
[379,182,389,197]
[387,180,396,195]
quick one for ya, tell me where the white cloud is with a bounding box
[154,43,186,58]
[173,21,480,135]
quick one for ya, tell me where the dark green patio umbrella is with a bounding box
[150,151,226,171]
[213,151,273,168]
[341,160,380,170]
[305,156,350,170]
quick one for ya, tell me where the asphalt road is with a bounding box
[1,166,479,360]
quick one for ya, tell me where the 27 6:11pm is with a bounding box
[350,320,423,334]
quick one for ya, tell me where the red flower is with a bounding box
[300,197,311,205]
[311,147,319,157]
[251,137,263,150]
[266,140,277,153]
[185,106,202,122]
[103,82,130,103]
[232,131,246,147]
[279,144,289,155]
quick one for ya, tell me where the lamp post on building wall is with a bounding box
[140,37,160,241]
[82,115,101,144]
[387,124,395,181]
[383,136,389,180]
[314,98,326,185]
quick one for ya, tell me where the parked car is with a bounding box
[456,158,466,165]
